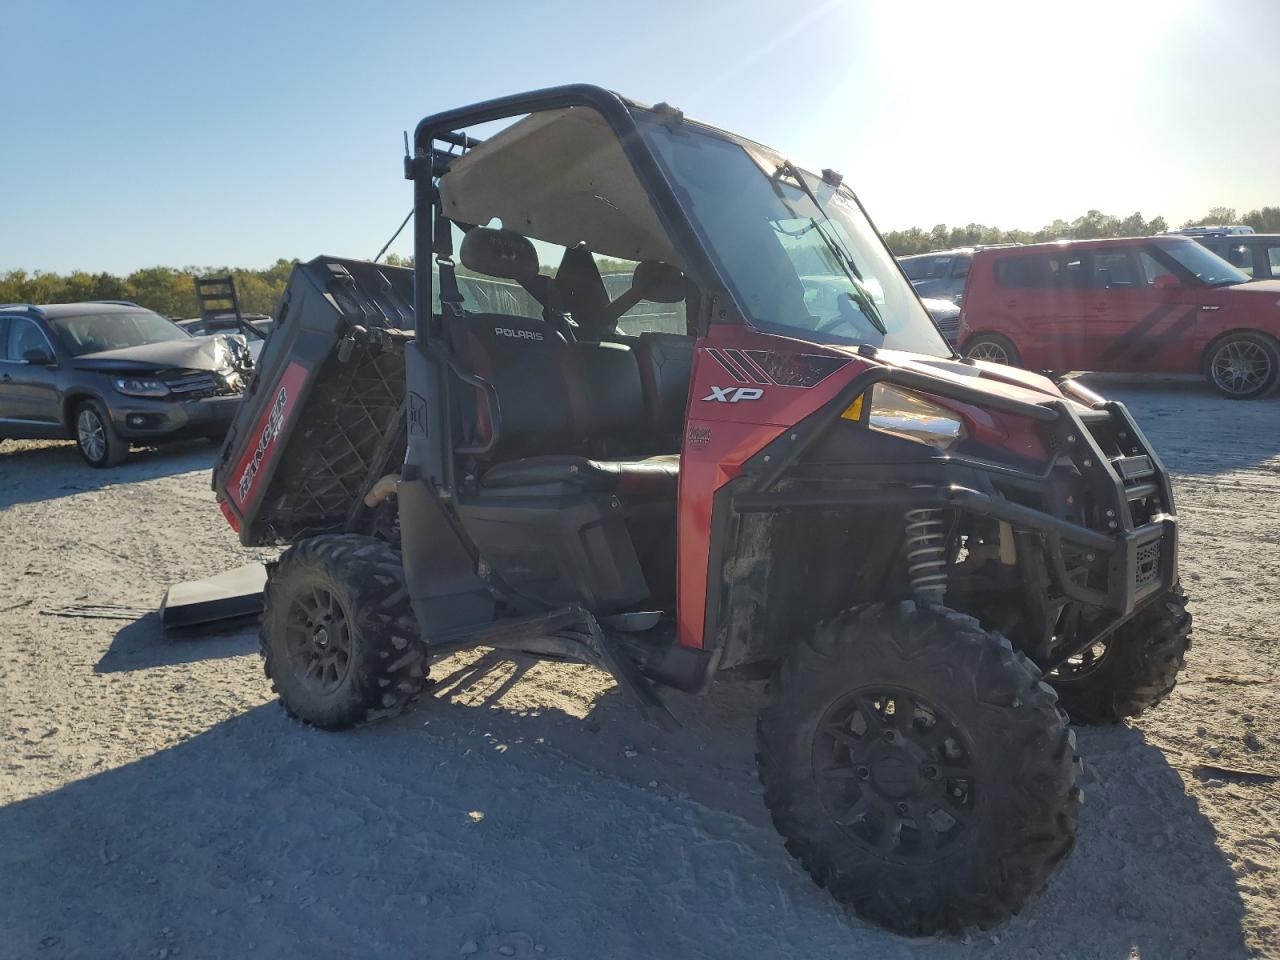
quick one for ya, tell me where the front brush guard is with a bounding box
[733,361,1181,678]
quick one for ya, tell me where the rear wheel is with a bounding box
[74,400,129,467]
[1204,332,1279,399]
[758,602,1080,935]
[260,534,427,730]
[964,333,1020,367]
[1048,586,1191,725]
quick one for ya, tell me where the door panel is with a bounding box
[992,251,1091,370]
[0,317,12,421]
[1,318,63,428]
[1089,250,1199,373]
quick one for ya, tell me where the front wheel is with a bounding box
[74,400,129,467]
[260,534,428,730]
[964,333,1021,367]
[758,602,1081,935]
[1048,586,1191,725]
[1204,332,1280,399]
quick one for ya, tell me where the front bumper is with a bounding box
[110,394,242,440]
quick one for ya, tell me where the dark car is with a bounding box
[920,296,961,345]
[1187,232,1280,280]
[0,301,251,466]
[898,248,974,302]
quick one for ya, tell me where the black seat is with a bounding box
[633,332,694,440]
[447,228,681,501]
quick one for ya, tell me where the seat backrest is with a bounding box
[555,243,612,336]
[565,340,645,446]
[450,226,653,459]
[633,332,694,438]
[452,312,648,460]
[451,312,575,459]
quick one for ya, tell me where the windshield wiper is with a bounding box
[775,162,886,334]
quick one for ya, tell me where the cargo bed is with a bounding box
[212,257,413,546]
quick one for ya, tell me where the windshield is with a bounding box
[638,121,949,356]
[1159,240,1251,287]
[48,310,190,357]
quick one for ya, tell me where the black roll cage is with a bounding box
[408,84,723,347]
[405,84,733,495]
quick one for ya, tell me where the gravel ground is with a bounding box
[1,377,1277,960]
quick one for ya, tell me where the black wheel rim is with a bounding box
[1211,340,1271,396]
[285,585,353,695]
[812,688,976,862]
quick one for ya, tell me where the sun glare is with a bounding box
[852,0,1198,228]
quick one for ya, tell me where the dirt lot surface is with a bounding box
[2,378,1278,960]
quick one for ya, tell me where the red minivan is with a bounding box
[957,236,1280,399]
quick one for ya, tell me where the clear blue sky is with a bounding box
[3,0,1277,274]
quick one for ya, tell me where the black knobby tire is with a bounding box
[1048,586,1191,726]
[1203,332,1280,400]
[260,534,427,730]
[757,601,1081,935]
[963,333,1021,367]
[74,399,129,467]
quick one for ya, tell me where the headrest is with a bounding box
[459,227,539,283]
[556,242,612,320]
[631,261,686,304]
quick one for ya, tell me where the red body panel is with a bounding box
[223,361,309,513]
[676,326,865,649]
[958,237,1280,373]
[674,326,1070,650]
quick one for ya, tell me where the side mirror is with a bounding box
[1151,274,1182,290]
[22,347,55,365]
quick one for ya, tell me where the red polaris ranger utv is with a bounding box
[213,86,1190,935]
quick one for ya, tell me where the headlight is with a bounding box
[844,383,966,451]
[113,377,170,398]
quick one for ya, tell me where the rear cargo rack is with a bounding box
[277,330,410,538]
[213,257,416,545]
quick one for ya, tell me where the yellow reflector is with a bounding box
[841,393,865,421]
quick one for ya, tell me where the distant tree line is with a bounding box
[0,260,298,319]
[3,206,1276,315]
[882,205,1280,256]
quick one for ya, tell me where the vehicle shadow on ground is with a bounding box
[95,614,259,673]
[0,439,214,510]
[0,651,1251,960]
[1078,375,1280,477]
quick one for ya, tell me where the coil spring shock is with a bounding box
[904,507,948,604]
